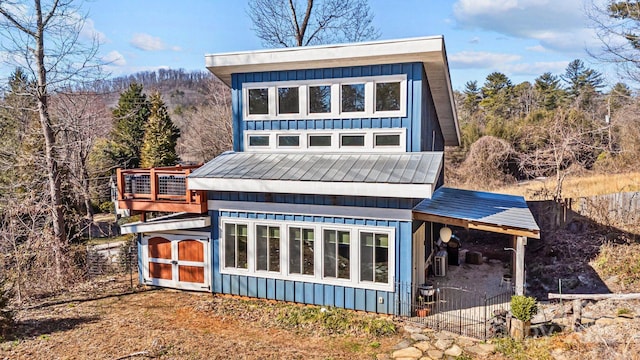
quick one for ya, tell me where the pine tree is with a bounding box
[140,92,180,168]
[534,72,565,110]
[107,83,151,169]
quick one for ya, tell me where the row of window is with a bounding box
[245,129,406,152]
[243,75,407,120]
[221,219,394,291]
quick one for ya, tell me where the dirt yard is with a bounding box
[1,277,402,360]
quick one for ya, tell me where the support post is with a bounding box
[515,236,527,295]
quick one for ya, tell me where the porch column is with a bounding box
[515,236,527,295]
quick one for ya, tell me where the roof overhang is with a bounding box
[190,177,433,199]
[120,213,211,234]
[413,187,541,239]
[205,36,460,146]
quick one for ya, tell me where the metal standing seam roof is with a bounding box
[189,151,443,184]
[413,187,540,239]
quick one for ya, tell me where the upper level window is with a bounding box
[375,134,401,147]
[341,83,365,113]
[308,134,332,147]
[309,85,331,113]
[278,87,299,114]
[243,74,406,120]
[376,82,401,112]
[248,88,269,115]
[249,135,270,147]
[341,134,365,147]
[278,135,300,147]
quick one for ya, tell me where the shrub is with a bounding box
[511,295,538,322]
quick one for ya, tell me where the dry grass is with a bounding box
[495,172,640,200]
[592,242,640,291]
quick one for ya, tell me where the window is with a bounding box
[248,88,269,115]
[375,134,401,147]
[360,232,389,283]
[220,218,395,291]
[278,87,299,114]
[376,82,401,112]
[278,135,300,147]
[243,75,406,120]
[309,85,331,113]
[341,134,365,147]
[289,227,314,275]
[323,229,350,279]
[341,83,365,112]
[308,135,332,147]
[249,135,270,147]
[224,223,248,269]
[256,225,280,272]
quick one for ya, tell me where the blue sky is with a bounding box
[83,0,612,90]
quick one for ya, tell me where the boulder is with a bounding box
[391,347,423,359]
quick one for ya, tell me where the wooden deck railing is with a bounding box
[116,165,207,214]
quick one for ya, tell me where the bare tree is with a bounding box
[587,1,640,83]
[176,77,232,162]
[0,0,102,278]
[247,0,379,47]
[519,108,607,200]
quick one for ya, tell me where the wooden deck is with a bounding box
[116,165,207,214]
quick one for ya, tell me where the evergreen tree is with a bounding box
[562,59,604,100]
[534,72,565,110]
[107,83,150,169]
[462,80,482,114]
[480,72,514,119]
[140,92,180,168]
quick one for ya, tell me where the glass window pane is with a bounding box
[309,135,331,147]
[278,87,299,114]
[341,135,365,147]
[309,85,331,113]
[248,88,269,115]
[278,135,300,147]
[302,229,314,275]
[249,135,270,147]
[289,228,301,274]
[360,232,374,282]
[323,230,336,278]
[341,84,365,112]
[256,225,268,271]
[237,224,248,269]
[376,82,401,111]
[375,134,401,147]
[337,231,350,279]
[224,223,236,268]
[269,226,280,272]
[375,234,389,283]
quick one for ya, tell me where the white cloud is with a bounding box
[80,18,107,43]
[526,45,547,52]
[469,36,480,44]
[450,50,569,77]
[102,50,126,66]
[130,33,181,52]
[453,0,599,54]
[449,51,521,69]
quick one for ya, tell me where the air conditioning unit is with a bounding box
[434,250,448,277]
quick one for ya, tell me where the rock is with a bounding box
[580,317,595,326]
[393,340,413,350]
[376,354,391,360]
[433,330,456,340]
[413,341,432,352]
[456,336,477,347]
[434,339,453,350]
[421,327,435,333]
[615,316,632,324]
[595,317,615,326]
[618,312,635,319]
[411,333,429,342]
[551,348,568,360]
[404,325,425,334]
[426,349,443,359]
[444,344,463,357]
[391,347,423,359]
[466,343,495,356]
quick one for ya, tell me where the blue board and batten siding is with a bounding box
[231,62,434,153]
[208,206,413,314]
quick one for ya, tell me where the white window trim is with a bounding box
[244,128,407,153]
[242,74,407,121]
[219,218,395,292]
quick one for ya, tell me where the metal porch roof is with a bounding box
[188,152,443,198]
[413,187,540,239]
